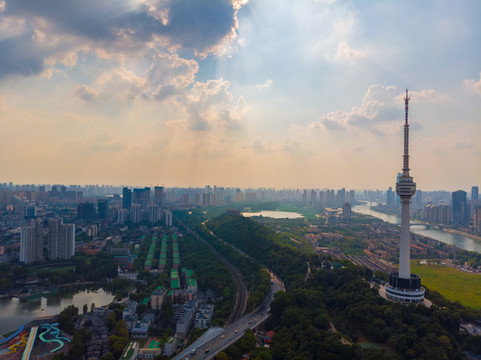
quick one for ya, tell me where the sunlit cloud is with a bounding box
[333,41,365,60]
[464,72,481,96]
[0,0,479,189]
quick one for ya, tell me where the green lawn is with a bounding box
[411,261,481,308]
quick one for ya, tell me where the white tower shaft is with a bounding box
[396,89,416,280]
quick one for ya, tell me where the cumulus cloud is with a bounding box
[0,32,44,78]
[71,51,198,104]
[464,72,481,95]
[333,41,364,60]
[309,84,398,132]
[1,0,245,79]
[309,85,443,135]
[256,79,273,89]
[181,78,244,131]
[73,85,98,102]
[407,89,448,103]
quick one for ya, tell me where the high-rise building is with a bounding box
[122,187,132,209]
[118,208,129,224]
[342,202,351,223]
[414,189,423,209]
[48,218,75,260]
[385,90,424,304]
[386,187,394,207]
[133,187,151,210]
[472,186,479,201]
[349,190,355,204]
[98,199,109,220]
[154,186,164,207]
[131,203,142,223]
[452,190,468,225]
[78,202,95,220]
[474,206,481,233]
[20,220,44,263]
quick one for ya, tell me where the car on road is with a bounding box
[205,349,210,353]
[191,349,196,355]
[248,321,252,324]
[221,335,225,339]
[234,329,238,333]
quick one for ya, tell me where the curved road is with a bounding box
[174,216,248,325]
[174,272,285,360]
[173,218,286,360]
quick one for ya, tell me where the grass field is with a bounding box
[411,261,481,309]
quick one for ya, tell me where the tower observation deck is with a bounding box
[385,90,425,304]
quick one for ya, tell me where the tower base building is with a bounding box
[385,273,425,303]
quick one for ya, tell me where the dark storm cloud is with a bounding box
[163,0,236,50]
[4,0,124,40]
[5,0,238,51]
[0,32,44,78]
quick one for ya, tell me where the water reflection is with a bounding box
[0,288,113,335]
[353,203,481,253]
[242,210,304,219]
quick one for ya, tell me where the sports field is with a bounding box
[411,261,481,309]
[144,338,161,349]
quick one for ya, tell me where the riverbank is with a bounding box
[370,205,481,243]
[353,202,481,254]
[443,228,481,243]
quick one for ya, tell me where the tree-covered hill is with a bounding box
[205,213,308,290]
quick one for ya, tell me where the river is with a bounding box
[0,288,114,336]
[353,202,481,253]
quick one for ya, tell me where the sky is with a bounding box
[0,0,480,191]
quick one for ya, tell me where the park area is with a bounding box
[411,261,481,309]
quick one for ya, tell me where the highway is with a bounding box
[174,216,248,325]
[173,272,285,360]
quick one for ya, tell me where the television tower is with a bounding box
[397,89,416,279]
[385,89,424,303]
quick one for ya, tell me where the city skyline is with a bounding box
[1,1,480,190]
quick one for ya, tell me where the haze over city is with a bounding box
[0,0,480,190]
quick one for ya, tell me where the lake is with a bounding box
[242,210,304,219]
[0,288,114,336]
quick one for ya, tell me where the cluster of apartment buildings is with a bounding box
[20,218,75,263]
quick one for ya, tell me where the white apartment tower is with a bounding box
[20,219,44,263]
[48,218,75,259]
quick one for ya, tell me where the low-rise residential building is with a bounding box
[150,286,166,310]
[163,337,177,356]
[176,309,194,337]
[194,304,214,329]
[123,301,138,319]
[187,278,198,294]
[124,314,138,330]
